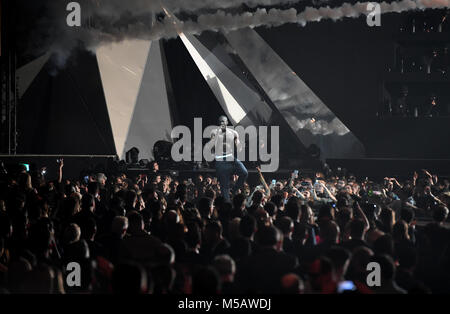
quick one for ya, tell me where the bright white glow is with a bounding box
[121,66,138,76]
[96,40,150,158]
[179,33,247,124]
[125,40,174,160]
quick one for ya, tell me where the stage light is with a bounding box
[139,159,149,168]
[126,147,140,164]
[153,140,173,162]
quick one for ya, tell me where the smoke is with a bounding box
[89,0,303,15]
[36,0,450,65]
[82,0,448,16]
[222,27,346,136]
[27,0,450,66]
[173,0,449,34]
[285,115,350,135]
[87,0,450,40]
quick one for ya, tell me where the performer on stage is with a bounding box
[208,115,248,201]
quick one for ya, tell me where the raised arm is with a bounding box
[412,171,418,187]
[422,169,434,186]
[389,177,403,190]
[256,166,271,198]
[288,170,298,188]
[57,158,64,184]
[311,186,320,201]
[321,182,337,203]
[353,200,370,232]
[291,186,306,200]
[427,189,446,206]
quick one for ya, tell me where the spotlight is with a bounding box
[153,141,173,162]
[126,147,140,164]
[139,159,149,168]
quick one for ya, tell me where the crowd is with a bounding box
[0,159,449,294]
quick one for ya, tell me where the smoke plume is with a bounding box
[27,0,450,65]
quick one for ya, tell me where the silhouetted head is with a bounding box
[280,273,304,294]
[232,193,246,210]
[326,246,351,279]
[192,267,221,295]
[213,254,236,281]
[373,234,394,257]
[433,205,449,223]
[126,211,144,234]
[319,220,340,244]
[112,263,149,294]
[255,225,282,249]
[275,216,294,236]
[111,216,128,238]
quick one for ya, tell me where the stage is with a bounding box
[0,155,448,184]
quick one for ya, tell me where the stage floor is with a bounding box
[0,154,448,182]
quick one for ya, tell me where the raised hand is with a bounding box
[421,169,432,178]
[432,174,438,184]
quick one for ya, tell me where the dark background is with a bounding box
[256,13,450,159]
[9,3,450,159]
